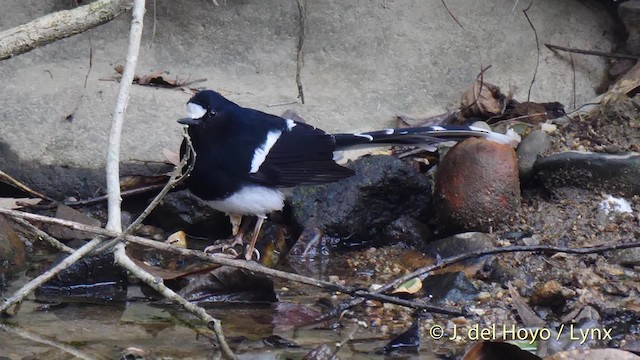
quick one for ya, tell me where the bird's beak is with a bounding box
[178,117,201,126]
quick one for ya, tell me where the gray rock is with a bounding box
[533,151,640,196]
[290,155,432,247]
[517,130,551,183]
[422,272,479,302]
[423,232,495,266]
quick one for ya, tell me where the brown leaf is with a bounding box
[162,148,180,166]
[460,80,507,119]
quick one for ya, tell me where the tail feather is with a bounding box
[332,125,518,150]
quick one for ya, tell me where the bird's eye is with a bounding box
[210,110,216,117]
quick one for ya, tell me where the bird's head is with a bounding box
[178,90,233,126]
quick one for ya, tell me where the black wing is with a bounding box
[248,121,354,187]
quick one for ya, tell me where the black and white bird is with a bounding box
[178,90,517,260]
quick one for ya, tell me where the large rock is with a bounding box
[290,155,432,248]
[434,138,521,232]
[0,0,612,197]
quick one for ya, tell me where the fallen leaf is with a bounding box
[460,80,507,119]
[163,148,180,166]
[391,277,422,295]
[165,230,187,248]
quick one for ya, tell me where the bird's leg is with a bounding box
[229,214,243,237]
[244,216,265,261]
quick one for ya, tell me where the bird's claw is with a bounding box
[243,247,260,261]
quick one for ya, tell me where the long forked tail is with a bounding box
[332,125,519,151]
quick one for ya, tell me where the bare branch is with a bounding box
[106,0,144,233]
[0,0,133,61]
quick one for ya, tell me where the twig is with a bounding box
[523,0,539,101]
[570,52,576,110]
[0,170,54,202]
[545,43,640,61]
[0,323,98,360]
[94,128,194,252]
[10,217,75,254]
[295,0,307,104]
[6,209,640,318]
[0,238,103,313]
[102,2,233,358]
[440,0,463,29]
[319,239,640,320]
[65,34,93,121]
[0,208,461,316]
[106,0,145,233]
[114,242,233,356]
[0,0,132,60]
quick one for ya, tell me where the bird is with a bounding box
[178,90,517,260]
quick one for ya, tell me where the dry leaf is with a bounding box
[163,148,180,166]
[391,277,422,295]
[165,230,187,248]
[460,80,507,118]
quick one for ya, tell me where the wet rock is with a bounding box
[291,155,432,248]
[35,252,128,304]
[422,271,479,302]
[380,216,433,249]
[148,189,231,239]
[0,214,26,276]
[422,232,495,276]
[175,266,277,305]
[516,130,550,183]
[434,138,520,232]
[533,151,640,196]
[376,318,419,355]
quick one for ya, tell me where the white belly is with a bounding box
[208,185,285,217]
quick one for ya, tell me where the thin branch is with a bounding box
[0,0,132,60]
[0,208,461,316]
[319,238,640,320]
[106,0,145,234]
[545,43,640,61]
[11,217,75,254]
[95,128,195,252]
[5,208,640,318]
[101,2,234,357]
[113,243,233,356]
[440,0,464,29]
[295,0,307,104]
[523,0,539,101]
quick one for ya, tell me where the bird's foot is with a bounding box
[243,247,260,262]
[203,236,245,257]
